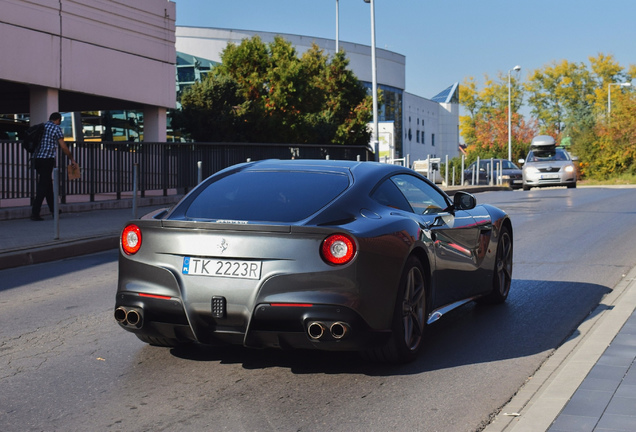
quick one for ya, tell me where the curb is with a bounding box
[0,235,119,271]
[0,194,183,221]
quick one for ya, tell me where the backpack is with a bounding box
[22,123,45,154]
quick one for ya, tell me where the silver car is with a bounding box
[521,145,577,191]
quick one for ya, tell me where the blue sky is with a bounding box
[175,0,635,101]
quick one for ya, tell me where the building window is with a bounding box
[431,134,435,146]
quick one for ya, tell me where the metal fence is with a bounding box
[0,141,373,203]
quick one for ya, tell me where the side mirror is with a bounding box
[518,158,525,165]
[453,191,476,211]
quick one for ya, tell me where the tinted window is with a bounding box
[184,171,349,222]
[371,179,412,211]
[475,160,519,170]
[373,174,449,215]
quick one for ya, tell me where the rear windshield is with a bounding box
[183,170,350,222]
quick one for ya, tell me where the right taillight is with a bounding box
[321,233,356,265]
[122,224,142,255]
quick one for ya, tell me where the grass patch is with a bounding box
[579,173,636,185]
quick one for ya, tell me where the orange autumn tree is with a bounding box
[460,75,537,163]
[469,109,537,161]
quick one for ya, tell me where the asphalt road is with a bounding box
[1,186,636,432]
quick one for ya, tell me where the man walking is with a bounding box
[31,112,78,221]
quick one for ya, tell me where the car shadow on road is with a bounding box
[168,279,611,376]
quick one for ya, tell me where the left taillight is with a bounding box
[321,233,356,265]
[122,224,142,255]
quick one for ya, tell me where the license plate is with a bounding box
[541,174,559,179]
[182,257,261,280]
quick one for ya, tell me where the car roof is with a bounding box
[242,159,414,179]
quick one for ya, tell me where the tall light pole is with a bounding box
[335,0,339,53]
[508,65,521,161]
[363,0,379,160]
[608,82,631,116]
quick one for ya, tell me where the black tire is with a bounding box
[480,225,513,304]
[522,184,530,191]
[567,183,577,189]
[136,334,183,347]
[363,256,427,364]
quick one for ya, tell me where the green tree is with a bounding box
[175,36,372,145]
[175,75,245,142]
[524,59,596,137]
[575,89,636,179]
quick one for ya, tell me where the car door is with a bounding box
[381,174,492,309]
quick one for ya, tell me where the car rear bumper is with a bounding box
[114,293,389,351]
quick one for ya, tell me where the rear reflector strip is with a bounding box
[270,303,313,307]
[138,293,172,300]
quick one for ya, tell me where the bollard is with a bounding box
[461,155,465,186]
[476,156,480,185]
[197,161,202,185]
[445,154,449,187]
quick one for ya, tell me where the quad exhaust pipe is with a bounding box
[307,321,350,340]
[330,322,349,339]
[114,306,143,328]
[307,322,327,340]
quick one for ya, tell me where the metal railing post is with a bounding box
[53,168,59,240]
[132,163,138,219]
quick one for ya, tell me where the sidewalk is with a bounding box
[0,196,181,270]
[485,265,636,432]
[1,193,635,432]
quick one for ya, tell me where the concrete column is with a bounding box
[71,112,84,142]
[143,105,166,142]
[30,87,59,123]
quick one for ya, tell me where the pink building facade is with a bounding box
[0,0,176,141]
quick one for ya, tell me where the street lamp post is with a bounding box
[335,0,339,53]
[608,82,631,116]
[508,65,521,161]
[363,0,379,160]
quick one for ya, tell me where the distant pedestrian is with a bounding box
[31,112,78,221]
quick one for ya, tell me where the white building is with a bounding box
[176,26,459,162]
